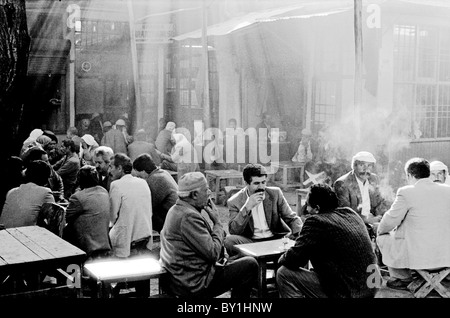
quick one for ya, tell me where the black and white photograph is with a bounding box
[1,0,450,310]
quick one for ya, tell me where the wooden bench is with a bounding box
[408,268,450,298]
[270,161,305,190]
[83,256,167,298]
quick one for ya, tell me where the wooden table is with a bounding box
[204,169,243,203]
[236,238,295,298]
[271,161,305,190]
[0,226,86,297]
[83,256,167,298]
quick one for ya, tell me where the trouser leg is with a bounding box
[277,266,328,298]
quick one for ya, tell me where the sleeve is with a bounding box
[334,179,351,208]
[65,195,83,223]
[43,189,56,204]
[227,196,253,235]
[181,213,225,263]
[278,217,319,270]
[277,189,303,234]
[109,182,121,225]
[56,159,78,177]
[377,188,408,235]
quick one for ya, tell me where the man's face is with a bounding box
[94,155,110,176]
[81,119,90,130]
[431,170,446,183]
[246,175,267,195]
[354,160,374,182]
[194,184,212,209]
[108,158,122,181]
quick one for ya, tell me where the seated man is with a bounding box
[1,160,54,228]
[132,153,178,233]
[377,158,450,289]
[160,172,258,298]
[429,160,450,185]
[334,151,389,238]
[224,163,303,257]
[277,184,379,298]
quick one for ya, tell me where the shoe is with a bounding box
[386,278,412,290]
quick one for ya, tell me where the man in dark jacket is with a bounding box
[277,183,380,298]
[132,153,178,232]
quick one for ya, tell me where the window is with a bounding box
[394,24,450,139]
[75,19,129,50]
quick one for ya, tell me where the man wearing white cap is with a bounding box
[334,151,388,234]
[160,172,258,298]
[429,160,450,185]
[100,119,128,155]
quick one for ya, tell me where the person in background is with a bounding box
[277,183,379,298]
[81,134,99,166]
[160,172,259,298]
[132,153,178,233]
[0,160,54,228]
[53,139,81,200]
[102,121,112,135]
[93,146,114,192]
[429,160,450,185]
[255,112,273,160]
[101,119,128,155]
[127,129,161,166]
[77,118,91,138]
[156,121,176,157]
[90,113,104,145]
[64,165,111,260]
[225,164,303,257]
[377,158,450,290]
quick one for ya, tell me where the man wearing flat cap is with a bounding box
[429,160,450,185]
[160,172,258,298]
[334,151,389,235]
[225,163,303,257]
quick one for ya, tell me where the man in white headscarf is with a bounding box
[81,134,99,166]
[429,160,450,185]
[334,151,390,236]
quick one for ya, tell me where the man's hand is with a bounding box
[365,214,382,225]
[204,199,220,224]
[244,191,265,211]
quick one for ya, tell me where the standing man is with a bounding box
[377,158,450,289]
[101,119,128,155]
[160,172,258,298]
[224,163,303,257]
[93,146,114,192]
[132,154,178,233]
[108,153,153,258]
[333,151,389,236]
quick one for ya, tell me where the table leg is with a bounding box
[257,261,267,298]
[300,166,305,186]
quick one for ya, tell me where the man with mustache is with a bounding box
[225,163,303,257]
[429,160,450,185]
[333,151,389,237]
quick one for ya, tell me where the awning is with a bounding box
[171,2,352,41]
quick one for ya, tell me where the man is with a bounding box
[429,160,450,184]
[156,121,176,156]
[108,153,153,258]
[22,146,65,203]
[93,146,114,191]
[277,184,379,298]
[224,163,303,256]
[255,112,273,160]
[160,172,258,298]
[127,128,161,166]
[64,165,111,260]
[377,158,450,289]
[132,154,178,233]
[101,119,128,155]
[334,151,389,235]
[53,139,80,200]
[90,112,104,144]
[1,160,54,228]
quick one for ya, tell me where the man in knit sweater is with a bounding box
[277,183,379,298]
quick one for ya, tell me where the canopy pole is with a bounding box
[354,0,363,145]
[201,0,210,128]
